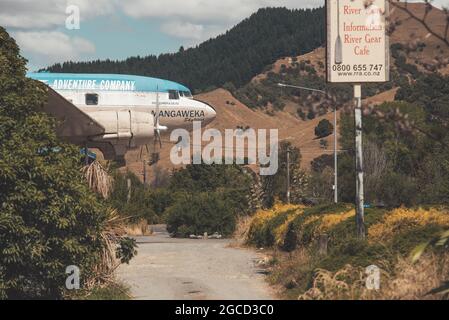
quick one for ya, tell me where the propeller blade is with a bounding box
[157,130,162,149]
[153,85,162,150]
[155,85,160,127]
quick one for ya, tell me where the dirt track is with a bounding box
[117,228,275,300]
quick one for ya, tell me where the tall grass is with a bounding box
[81,161,113,199]
[298,253,449,300]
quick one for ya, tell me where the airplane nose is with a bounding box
[205,104,217,123]
[195,99,217,124]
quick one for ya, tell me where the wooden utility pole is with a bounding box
[143,160,147,186]
[286,148,291,204]
[354,84,365,239]
[334,104,338,204]
[127,178,132,203]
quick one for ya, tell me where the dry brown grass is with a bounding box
[228,215,254,248]
[380,254,449,300]
[124,220,152,236]
[299,253,449,300]
[82,209,130,297]
[81,161,113,199]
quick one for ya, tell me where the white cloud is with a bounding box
[0,0,115,30]
[120,0,321,24]
[1,0,111,68]
[0,0,323,44]
[161,21,205,40]
[119,0,322,43]
[12,31,95,68]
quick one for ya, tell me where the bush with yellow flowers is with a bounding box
[368,207,449,243]
[249,203,449,300]
[246,203,302,247]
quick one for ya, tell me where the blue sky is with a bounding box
[69,13,182,61]
[1,0,447,71]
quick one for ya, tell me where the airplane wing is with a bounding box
[43,86,105,144]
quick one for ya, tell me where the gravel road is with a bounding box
[117,227,275,300]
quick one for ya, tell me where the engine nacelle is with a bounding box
[88,110,154,152]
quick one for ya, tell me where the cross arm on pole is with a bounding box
[277,83,327,95]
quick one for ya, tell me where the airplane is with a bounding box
[26,72,217,163]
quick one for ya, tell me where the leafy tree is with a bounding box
[109,162,256,236]
[0,27,108,299]
[166,192,236,237]
[108,171,157,223]
[337,92,449,207]
[262,141,305,205]
[169,163,252,196]
[311,154,334,172]
[116,238,138,264]
[307,110,316,120]
[315,119,334,139]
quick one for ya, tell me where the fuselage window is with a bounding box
[85,93,99,105]
[168,90,179,100]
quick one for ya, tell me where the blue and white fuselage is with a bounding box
[27,72,216,161]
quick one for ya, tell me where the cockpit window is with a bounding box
[85,93,99,105]
[181,91,193,98]
[168,90,179,100]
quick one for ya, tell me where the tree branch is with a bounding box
[388,0,449,48]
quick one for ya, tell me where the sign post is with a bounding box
[354,84,365,238]
[326,0,389,238]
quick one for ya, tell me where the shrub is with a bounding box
[307,110,316,120]
[246,204,302,247]
[311,154,334,172]
[377,172,418,208]
[315,119,334,139]
[368,207,449,243]
[108,171,157,223]
[319,139,328,149]
[166,192,236,237]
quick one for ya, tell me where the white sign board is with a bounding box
[326,0,389,83]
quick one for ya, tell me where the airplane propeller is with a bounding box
[154,86,168,150]
[139,86,167,164]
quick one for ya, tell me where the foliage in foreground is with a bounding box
[246,204,449,299]
[298,254,449,300]
[69,282,130,300]
[0,27,133,299]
